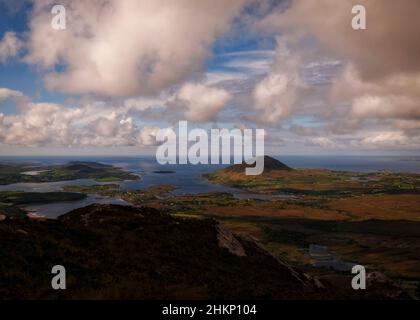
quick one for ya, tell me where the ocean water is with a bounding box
[280,155,420,173]
[1,155,419,218]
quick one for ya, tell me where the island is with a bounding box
[62,183,176,203]
[0,161,140,185]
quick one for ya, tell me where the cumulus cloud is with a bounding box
[0,102,82,146]
[88,112,134,146]
[0,87,25,101]
[329,64,420,120]
[0,32,22,63]
[352,95,420,120]
[252,43,303,123]
[2,0,420,153]
[137,126,160,146]
[257,0,420,145]
[358,131,420,149]
[261,0,420,81]
[0,82,234,147]
[80,115,135,147]
[394,120,420,136]
[25,0,248,97]
[177,83,232,122]
[0,87,165,147]
[307,137,340,149]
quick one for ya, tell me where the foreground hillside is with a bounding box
[0,204,316,299]
[0,204,409,299]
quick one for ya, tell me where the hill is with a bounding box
[0,204,411,299]
[204,155,295,191]
[222,156,292,175]
[0,204,319,299]
[205,156,420,196]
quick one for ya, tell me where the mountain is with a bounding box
[221,156,292,175]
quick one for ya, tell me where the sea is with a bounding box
[1,155,419,218]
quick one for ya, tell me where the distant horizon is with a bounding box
[1,153,420,158]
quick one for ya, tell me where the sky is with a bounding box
[0,0,419,156]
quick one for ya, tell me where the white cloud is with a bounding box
[25,0,248,97]
[260,0,420,80]
[137,126,160,146]
[0,32,22,63]
[204,71,249,87]
[177,83,232,122]
[221,50,275,76]
[2,1,420,154]
[1,102,82,146]
[253,43,303,123]
[0,87,24,101]
[307,137,339,149]
[244,0,420,152]
[81,115,135,147]
[0,87,163,147]
[358,131,419,149]
[124,95,173,112]
[92,114,122,138]
[352,95,420,120]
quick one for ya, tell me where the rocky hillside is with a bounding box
[0,204,320,299]
[0,204,410,299]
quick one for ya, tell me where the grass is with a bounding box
[95,177,124,182]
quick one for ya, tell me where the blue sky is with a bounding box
[0,0,419,156]
[0,3,33,97]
